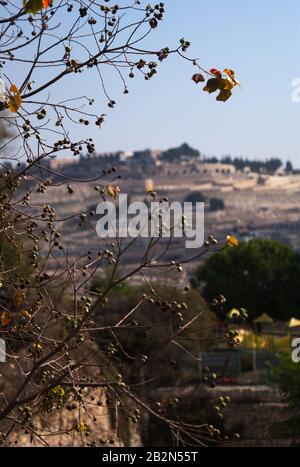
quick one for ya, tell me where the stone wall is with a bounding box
[213,385,298,447]
[150,384,300,447]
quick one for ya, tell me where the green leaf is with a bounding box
[23,0,44,14]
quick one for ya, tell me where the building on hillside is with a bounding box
[197,162,236,174]
[119,151,134,162]
[275,166,286,176]
[132,148,162,165]
[95,151,120,159]
[49,158,78,170]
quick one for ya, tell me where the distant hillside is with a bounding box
[21,143,287,182]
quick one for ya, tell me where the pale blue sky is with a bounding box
[10,0,300,165]
[89,0,300,165]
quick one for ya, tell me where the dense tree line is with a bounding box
[192,239,300,321]
[207,156,283,174]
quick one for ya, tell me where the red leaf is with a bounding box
[210,68,222,79]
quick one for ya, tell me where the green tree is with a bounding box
[265,158,282,173]
[192,239,299,321]
[269,354,300,443]
[271,354,300,411]
[184,191,207,203]
[209,197,225,212]
[286,160,293,173]
[160,143,200,162]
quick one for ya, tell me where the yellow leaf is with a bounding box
[75,422,87,433]
[106,184,120,200]
[49,385,65,398]
[219,77,235,91]
[227,308,240,319]
[20,309,31,319]
[8,84,22,113]
[226,235,239,247]
[14,290,24,307]
[31,342,43,352]
[145,178,154,192]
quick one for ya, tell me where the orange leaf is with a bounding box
[1,311,12,327]
[224,68,239,86]
[10,84,19,94]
